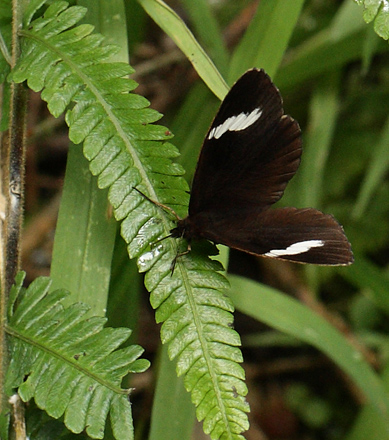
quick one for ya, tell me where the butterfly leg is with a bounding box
[170,242,192,275]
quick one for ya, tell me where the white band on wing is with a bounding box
[264,240,324,257]
[208,108,263,140]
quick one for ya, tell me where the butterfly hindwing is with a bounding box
[190,207,353,265]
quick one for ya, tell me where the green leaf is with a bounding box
[331,0,367,41]
[181,0,229,74]
[345,363,389,440]
[11,2,250,438]
[138,0,228,100]
[50,0,128,319]
[294,72,340,209]
[354,0,389,39]
[275,1,388,91]
[352,116,389,219]
[149,345,195,440]
[229,0,305,80]
[341,255,389,316]
[6,272,150,440]
[50,145,116,316]
[229,274,389,428]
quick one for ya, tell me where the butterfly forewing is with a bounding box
[189,69,302,217]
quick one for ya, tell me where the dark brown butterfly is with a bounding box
[169,69,353,266]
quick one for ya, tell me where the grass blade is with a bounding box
[229,274,389,429]
[138,0,228,99]
[229,0,305,80]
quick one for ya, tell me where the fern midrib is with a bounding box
[20,29,177,249]
[6,324,129,395]
[177,261,232,438]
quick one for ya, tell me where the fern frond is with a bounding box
[6,272,150,440]
[11,2,250,438]
[354,0,389,40]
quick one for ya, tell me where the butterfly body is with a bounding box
[170,69,353,266]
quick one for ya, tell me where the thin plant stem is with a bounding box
[0,0,28,438]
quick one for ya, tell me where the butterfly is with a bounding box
[168,68,353,266]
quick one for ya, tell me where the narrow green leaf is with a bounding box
[331,0,366,40]
[361,24,381,73]
[181,0,229,74]
[276,3,387,90]
[107,234,142,346]
[80,0,129,61]
[352,116,389,219]
[124,0,147,53]
[50,145,116,317]
[229,0,305,80]
[149,345,195,440]
[341,255,389,316]
[173,82,218,176]
[345,403,389,440]
[138,0,228,99]
[295,72,340,209]
[48,0,127,320]
[345,363,389,440]
[229,274,389,428]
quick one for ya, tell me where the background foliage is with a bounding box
[1,0,389,439]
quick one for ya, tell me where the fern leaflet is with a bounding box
[5,272,150,439]
[10,2,250,438]
[354,0,389,39]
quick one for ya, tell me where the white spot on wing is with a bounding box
[264,239,324,257]
[208,107,262,140]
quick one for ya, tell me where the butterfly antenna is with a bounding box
[151,232,173,247]
[133,187,181,221]
[133,187,192,275]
